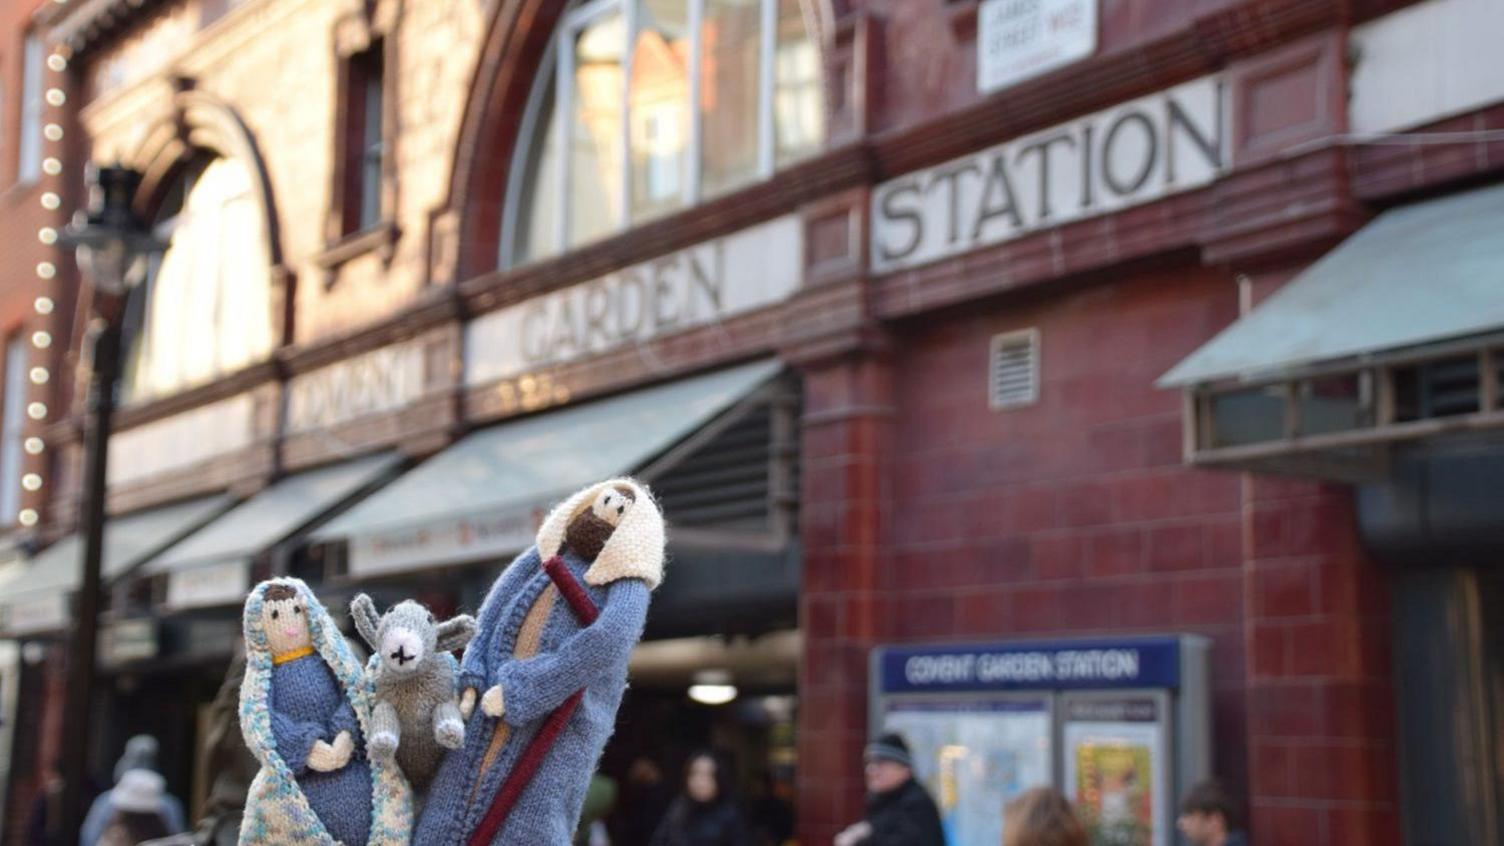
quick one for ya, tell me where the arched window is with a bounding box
[120,154,275,402]
[502,0,825,266]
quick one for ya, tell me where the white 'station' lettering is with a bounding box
[872,75,1227,273]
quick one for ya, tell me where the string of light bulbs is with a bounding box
[20,38,71,530]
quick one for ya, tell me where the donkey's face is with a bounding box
[351,595,476,676]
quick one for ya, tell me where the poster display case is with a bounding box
[872,636,1209,846]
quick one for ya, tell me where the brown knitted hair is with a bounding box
[563,485,636,563]
[263,584,298,602]
[1003,787,1087,846]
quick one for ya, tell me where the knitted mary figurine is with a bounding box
[238,578,412,845]
[415,478,664,845]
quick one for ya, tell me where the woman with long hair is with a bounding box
[649,751,750,846]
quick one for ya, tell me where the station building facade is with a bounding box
[3,0,1504,843]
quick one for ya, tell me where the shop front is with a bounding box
[309,292,810,824]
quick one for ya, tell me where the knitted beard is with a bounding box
[238,578,412,845]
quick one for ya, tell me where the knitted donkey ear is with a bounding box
[350,593,381,651]
[435,614,477,654]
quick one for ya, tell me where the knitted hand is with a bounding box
[459,687,477,720]
[308,739,344,772]
[333,730,354,761]
[480,684,505,718]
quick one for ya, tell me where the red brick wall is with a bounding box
[798,355,899,841]
[795,259,1404,844]
[887,261,1252,773]
[1243,480,1399,844]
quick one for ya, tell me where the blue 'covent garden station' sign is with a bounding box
[876,635,1185,694]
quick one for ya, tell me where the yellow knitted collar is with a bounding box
[272,646,315,665]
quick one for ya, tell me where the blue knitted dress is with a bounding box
[269,653,373,846]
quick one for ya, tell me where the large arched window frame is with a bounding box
[501,0,825,267]
[120,153,276,403]
[116,89,288,405]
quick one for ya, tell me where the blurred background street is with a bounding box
[0,0,1501,843]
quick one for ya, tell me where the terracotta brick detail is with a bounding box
[795,354,897,843]
[1243,482,1400,846]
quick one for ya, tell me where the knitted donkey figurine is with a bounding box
[350,595,477,794]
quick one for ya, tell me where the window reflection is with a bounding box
[631,0,690,219]
[700,0,762,197]
[774,0,823,166]
[121,156,274,402]
[506,0,826,266]
[570,12,627,245]
[512,69,562,265]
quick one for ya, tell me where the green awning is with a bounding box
[1160,181,1504,387]
[312,360,781,575]
[0,494,233,635]
[142,452,401,576]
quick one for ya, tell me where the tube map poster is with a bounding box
[884,698,1052,846]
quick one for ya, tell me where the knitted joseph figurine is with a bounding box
[414,478,664,845]
[238,578,412,845]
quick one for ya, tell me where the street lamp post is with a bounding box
[57,164,164,844]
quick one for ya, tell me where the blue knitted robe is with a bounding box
[269,654,373,846]
[414,547,651,845]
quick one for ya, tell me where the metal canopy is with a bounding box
[142,452,402,576]
[0,494,234,605]
[1160,180,1504,388]
[311,360,782,567]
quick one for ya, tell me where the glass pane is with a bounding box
[17,36,43,183]
[360,49,385,230]
[774,0,823,166]
[1298,373,1372,436]
[0,336,26,521]
[1208,386,1285,448]
[569,12,627,246]
[629,0,690,221]
[510,65,562,265]
[700,0,761,197]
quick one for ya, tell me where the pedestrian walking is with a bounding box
[1002,787,1087,846]
[833,732,945,846]
[650,751,749,846]
[81,736,186,846]
[1176,780,1247,846]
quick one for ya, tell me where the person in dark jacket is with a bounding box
[834,733,945,846]
[650,750,750,846]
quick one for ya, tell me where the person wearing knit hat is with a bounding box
[93,770,172,846]
[80,737,187,846]
[834,732,945,846]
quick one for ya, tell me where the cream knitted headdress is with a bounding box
[535,477,665,589]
